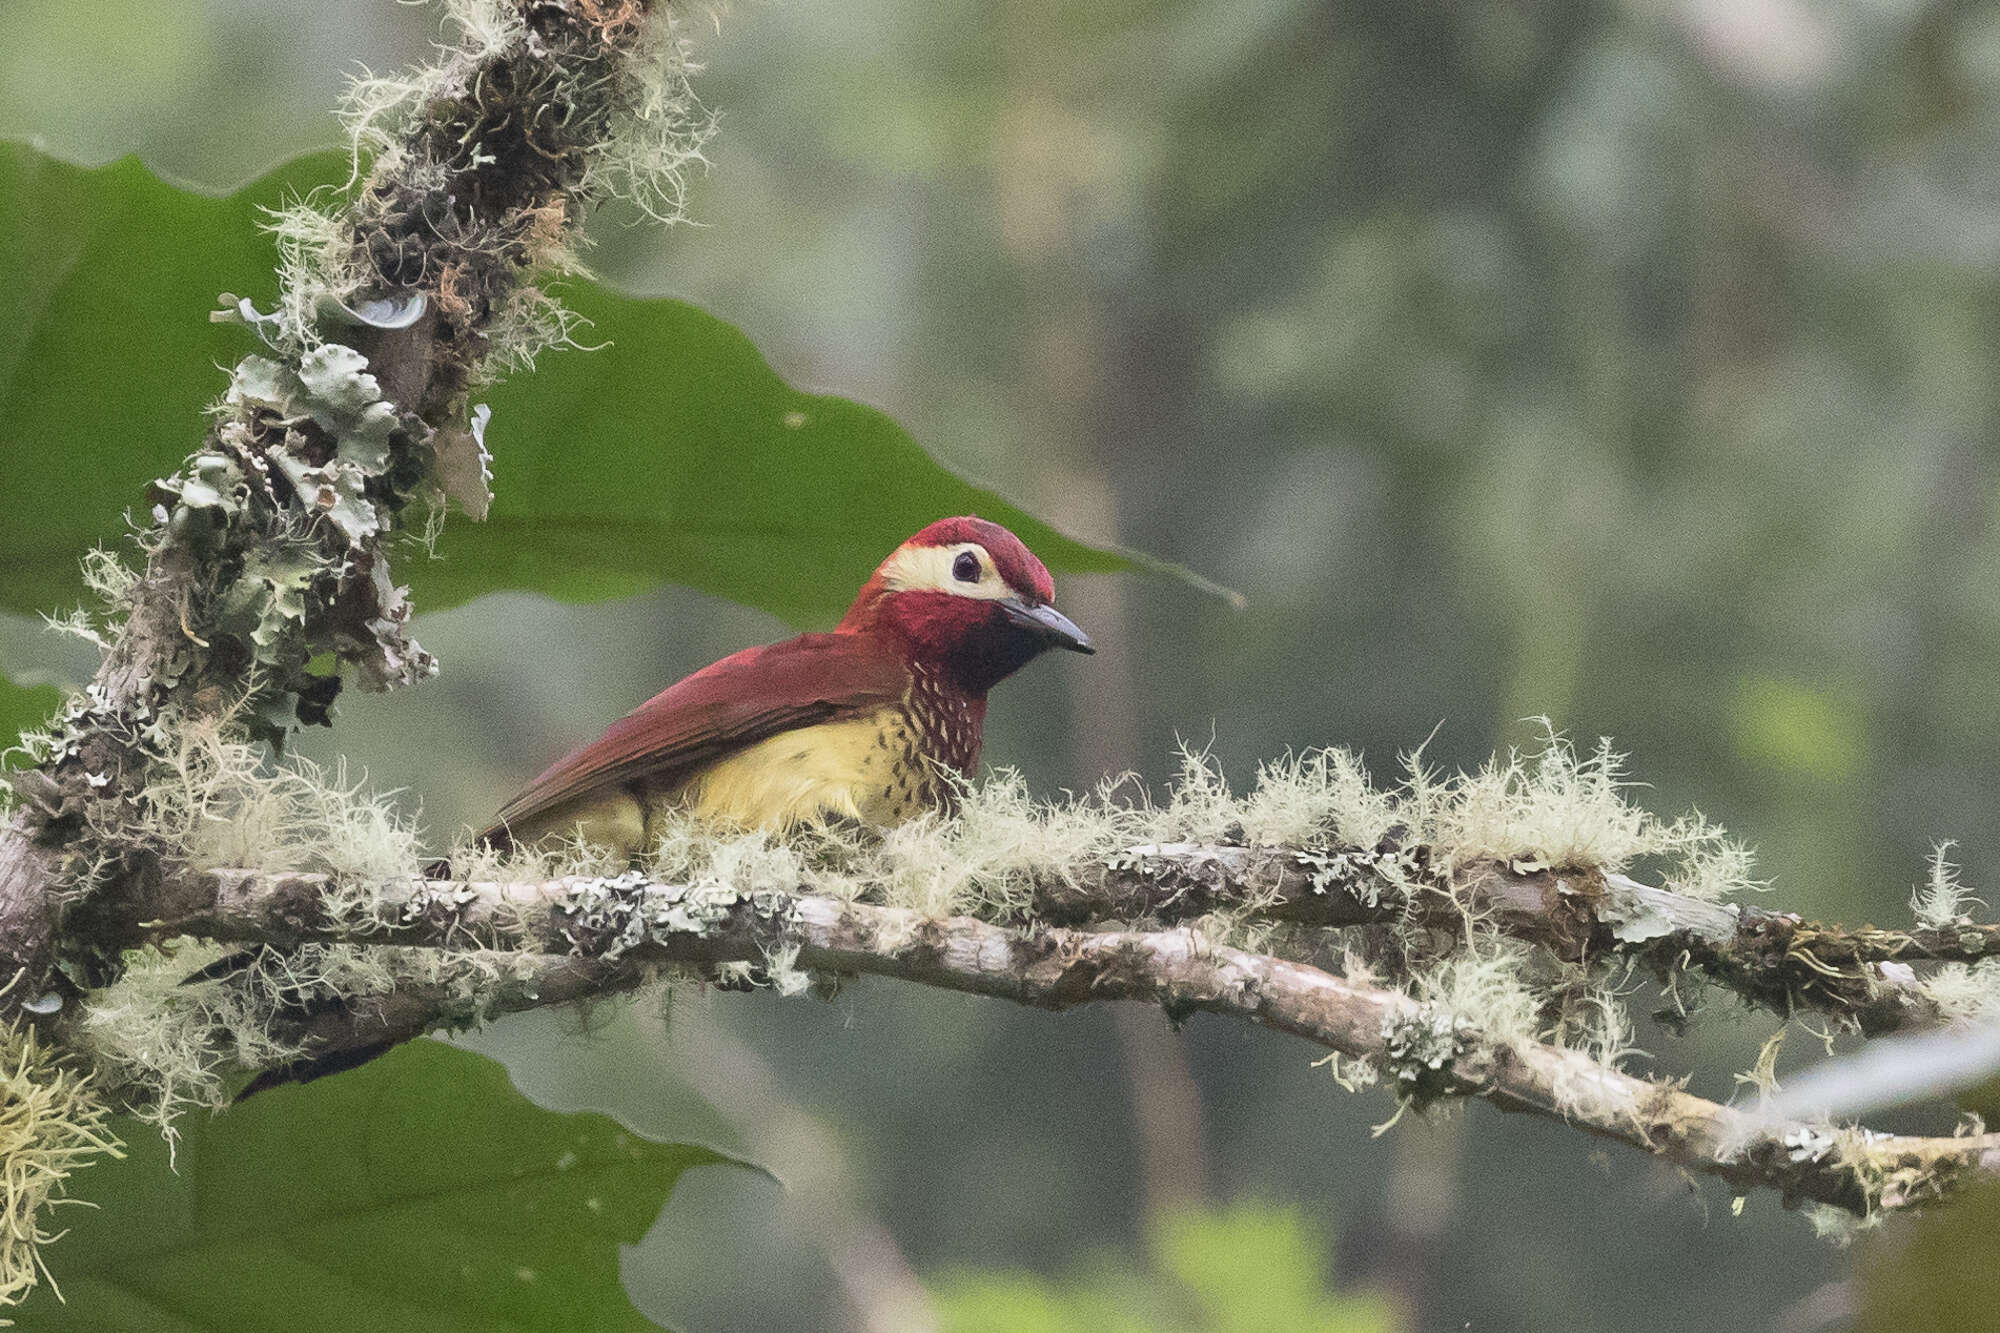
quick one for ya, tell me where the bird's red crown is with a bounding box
[900,516,1056,603]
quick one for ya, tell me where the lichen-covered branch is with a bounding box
[123,865,2000,1219]
[131,838,1951,1040]
[1035,844,1948,1034]
[0,0,704,1026]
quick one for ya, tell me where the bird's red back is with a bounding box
[488,633,909,839]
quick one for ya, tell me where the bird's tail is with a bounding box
[236,1040,401,1101]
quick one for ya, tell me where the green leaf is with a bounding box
[1857,1180,2000,1332]
[18,1040,736,1332]
[0,145,1216,628]
[0,678,59,768]
[437,285,1143,624]
[934,1201,1397,1333]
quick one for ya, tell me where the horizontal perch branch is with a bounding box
[124,862,2000,1218]
[141,841,1956,1036]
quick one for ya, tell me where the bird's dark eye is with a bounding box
[952,552,981,583]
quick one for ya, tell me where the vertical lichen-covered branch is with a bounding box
[0,0,707,1022]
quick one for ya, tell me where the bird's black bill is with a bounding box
[1002,599,1094,653]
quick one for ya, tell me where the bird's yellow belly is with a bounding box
[667,707,930,834]
[506,710,932,859]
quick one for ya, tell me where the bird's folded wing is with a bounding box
[484,632,910,840]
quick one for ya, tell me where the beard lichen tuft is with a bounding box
[1919,960,2000,1023]
[136,714,424,884]
[1913,842,1983,931]
[1409,941,1544,1052]
[76,939,563,1138]
[51,707,428,1130]
[0,1027,121,1307]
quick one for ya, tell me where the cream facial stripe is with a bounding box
[877,542,1015,600]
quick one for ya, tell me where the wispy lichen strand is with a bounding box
[0,1028,119,1307]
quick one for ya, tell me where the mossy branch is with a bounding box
[107,865,2000,1220]
[46,729,2000,1228]
[138,841,1955,1037]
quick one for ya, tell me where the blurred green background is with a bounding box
[12,0,2000,1328]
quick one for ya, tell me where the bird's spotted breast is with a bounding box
[906,664,985,781]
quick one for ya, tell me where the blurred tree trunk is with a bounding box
[996,0,1212,1226]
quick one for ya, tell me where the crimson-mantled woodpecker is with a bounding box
[481,516,1092,854]
[234,518,1086,1096]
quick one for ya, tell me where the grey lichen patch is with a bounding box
[1380,1007,1476,1109]
[200,344,434,702]
[393,876,496,938]
[532,869,818,995]
[553,872,796,965]
[1292,842,1422,908]
[1312,1050,1381,1094]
